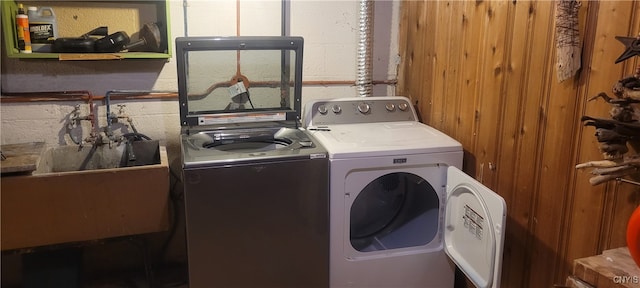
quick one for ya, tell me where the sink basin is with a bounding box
[34,140,163,173]
[1,140,170,251]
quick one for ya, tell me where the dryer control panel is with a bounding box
[304,96,418,127]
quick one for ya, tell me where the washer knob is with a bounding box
[385,103,396,112]
[331,105,342,114]
[398,103,409,111]
[357,103,371,114]
[317,105,328,115]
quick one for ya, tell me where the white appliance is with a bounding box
[303,96,506,288]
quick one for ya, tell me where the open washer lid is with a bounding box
[444,166,507,288]
[175,36,304,128]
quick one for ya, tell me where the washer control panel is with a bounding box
[305,96,418,126]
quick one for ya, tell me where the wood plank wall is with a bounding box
[397,0,640,287]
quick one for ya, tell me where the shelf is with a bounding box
[1,0,172,60]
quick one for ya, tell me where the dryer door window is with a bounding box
[350,172,440,252]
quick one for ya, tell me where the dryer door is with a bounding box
[444,167,506,288]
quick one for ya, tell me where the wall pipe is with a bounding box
[1,90,92,102]
[1,90,96,132]
[183,0,189,37]
[104,90,177,128]
[0,80,397,103]
[357,0,374,97]
[282,0,290,37]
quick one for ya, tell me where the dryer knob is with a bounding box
[385,103,396,112]
[398,103,409,111]
[317,105,328,115]
[357,103,371,114]
[332,105,342,114]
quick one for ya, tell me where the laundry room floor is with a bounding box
[84,262,188,288]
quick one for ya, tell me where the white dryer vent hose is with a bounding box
[357,0,374,97]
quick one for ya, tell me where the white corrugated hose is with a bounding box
[357,0,374,97]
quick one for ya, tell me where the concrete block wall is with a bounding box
[1,0,400,150]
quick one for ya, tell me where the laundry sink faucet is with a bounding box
[67,104,95,147]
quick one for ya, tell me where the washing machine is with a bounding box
[303,96,506,288]
[177,36,329,287]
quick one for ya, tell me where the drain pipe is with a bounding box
[357,0,374,97]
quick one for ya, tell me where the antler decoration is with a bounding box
[576,34,640,185]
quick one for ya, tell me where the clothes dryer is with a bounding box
[304,96,506,288]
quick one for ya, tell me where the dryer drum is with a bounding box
[350,172,440,252]
[351,173,405,241]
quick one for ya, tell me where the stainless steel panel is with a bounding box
[181,127,326,168]
[183,157,328,288]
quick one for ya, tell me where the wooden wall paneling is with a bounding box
[470,0,510,190]
[562,2,638,285]
[430,1,464,133]
[413,0,429,105]
[506,1,556,286]
[557,0,609,281]
[397,1,418,101]
[416,1,437,121]
[431,1,454,131]
[440,2,464,140]
[536,56,584,286]
[559,0,609,281]
[494,1,535,287]
[396,0,409,96]
[455,1,486,174]
[397,0,640,287]
[428,1,445,129]
[448,1,475,143]
[601,1,640,252]
[397,1,425,103]
[604,181,640,250]
[525,1,579,286]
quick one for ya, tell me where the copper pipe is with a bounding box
[235,0,243,85]
[0,91,179,103]
[86,91,96,133]
[1,90,97,133]
[236,0,241,37]
[189,79,397,99]
[0,91,92,102]
[104,91,178,100]
[303,79,397,86]
[0,79,397,103]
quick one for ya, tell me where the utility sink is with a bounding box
[34,140,163,173]
[1,140,170,251]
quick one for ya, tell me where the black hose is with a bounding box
[122,132,152,141]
